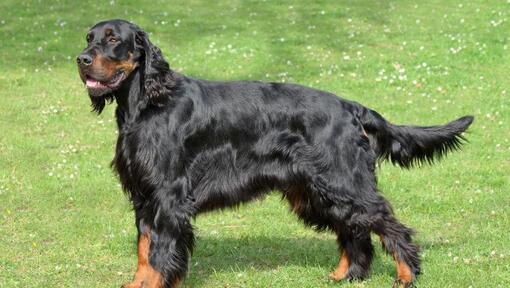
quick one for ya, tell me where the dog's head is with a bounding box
[78,19,174,113]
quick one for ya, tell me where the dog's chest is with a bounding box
[113,126,173,196]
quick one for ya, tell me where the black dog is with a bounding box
[77,19,473,288]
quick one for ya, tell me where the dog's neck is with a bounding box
[114,69,149,130]
[114,69,148,123]
[113,66,181,129]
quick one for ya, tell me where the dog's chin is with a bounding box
[87,86,115,98]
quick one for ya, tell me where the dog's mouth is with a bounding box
[85,70,125,90]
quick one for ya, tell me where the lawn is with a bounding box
[1,0,509,287]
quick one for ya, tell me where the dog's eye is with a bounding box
[109,37,119,43]
[86,34,93,43]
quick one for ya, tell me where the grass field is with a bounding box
[1,0,509,287]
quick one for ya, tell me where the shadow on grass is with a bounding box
[186,235,400,287]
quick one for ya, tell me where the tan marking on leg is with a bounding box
[379,234,385,248]
[122,232,163,288]
[329,251,350,281]
[284,185,304,213]
[379,234,413,286]
[288,192,301,213]
[395,256,413,284]
[171,278,182,288]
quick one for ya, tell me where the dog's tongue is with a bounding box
[86,79,107,89]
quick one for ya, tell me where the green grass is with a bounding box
[1,0,509,287]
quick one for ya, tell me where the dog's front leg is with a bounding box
[123,177,195,288]
[122,219,164,288]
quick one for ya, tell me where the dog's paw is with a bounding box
[121,281,142,288]
[392,279,415,288]
[329,270,347,282]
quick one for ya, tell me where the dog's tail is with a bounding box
[358,107,474,168]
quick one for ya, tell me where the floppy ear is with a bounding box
[135,30,176,106]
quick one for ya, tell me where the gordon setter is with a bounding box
[77,19,473,288]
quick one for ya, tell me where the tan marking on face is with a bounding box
[122,231,163,288]
[329,251,350,281]
[91,53,138,82]
[92,54,118,79]
[361,126,369,138]
[116,52,138,77]
[105,28,113,37]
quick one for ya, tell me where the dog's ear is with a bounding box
[135,30,175,106]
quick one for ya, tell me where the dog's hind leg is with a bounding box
[330,225,374,281]
[326,180,420,286]
[370,205,421,288]
[283,182,374,282]
[286,125,420,285]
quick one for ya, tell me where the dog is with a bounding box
[77,19,473,288]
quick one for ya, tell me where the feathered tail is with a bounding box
[359,108,474,168]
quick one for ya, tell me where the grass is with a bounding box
[1,0,509,287]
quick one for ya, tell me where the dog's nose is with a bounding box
[76,54,93,66]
